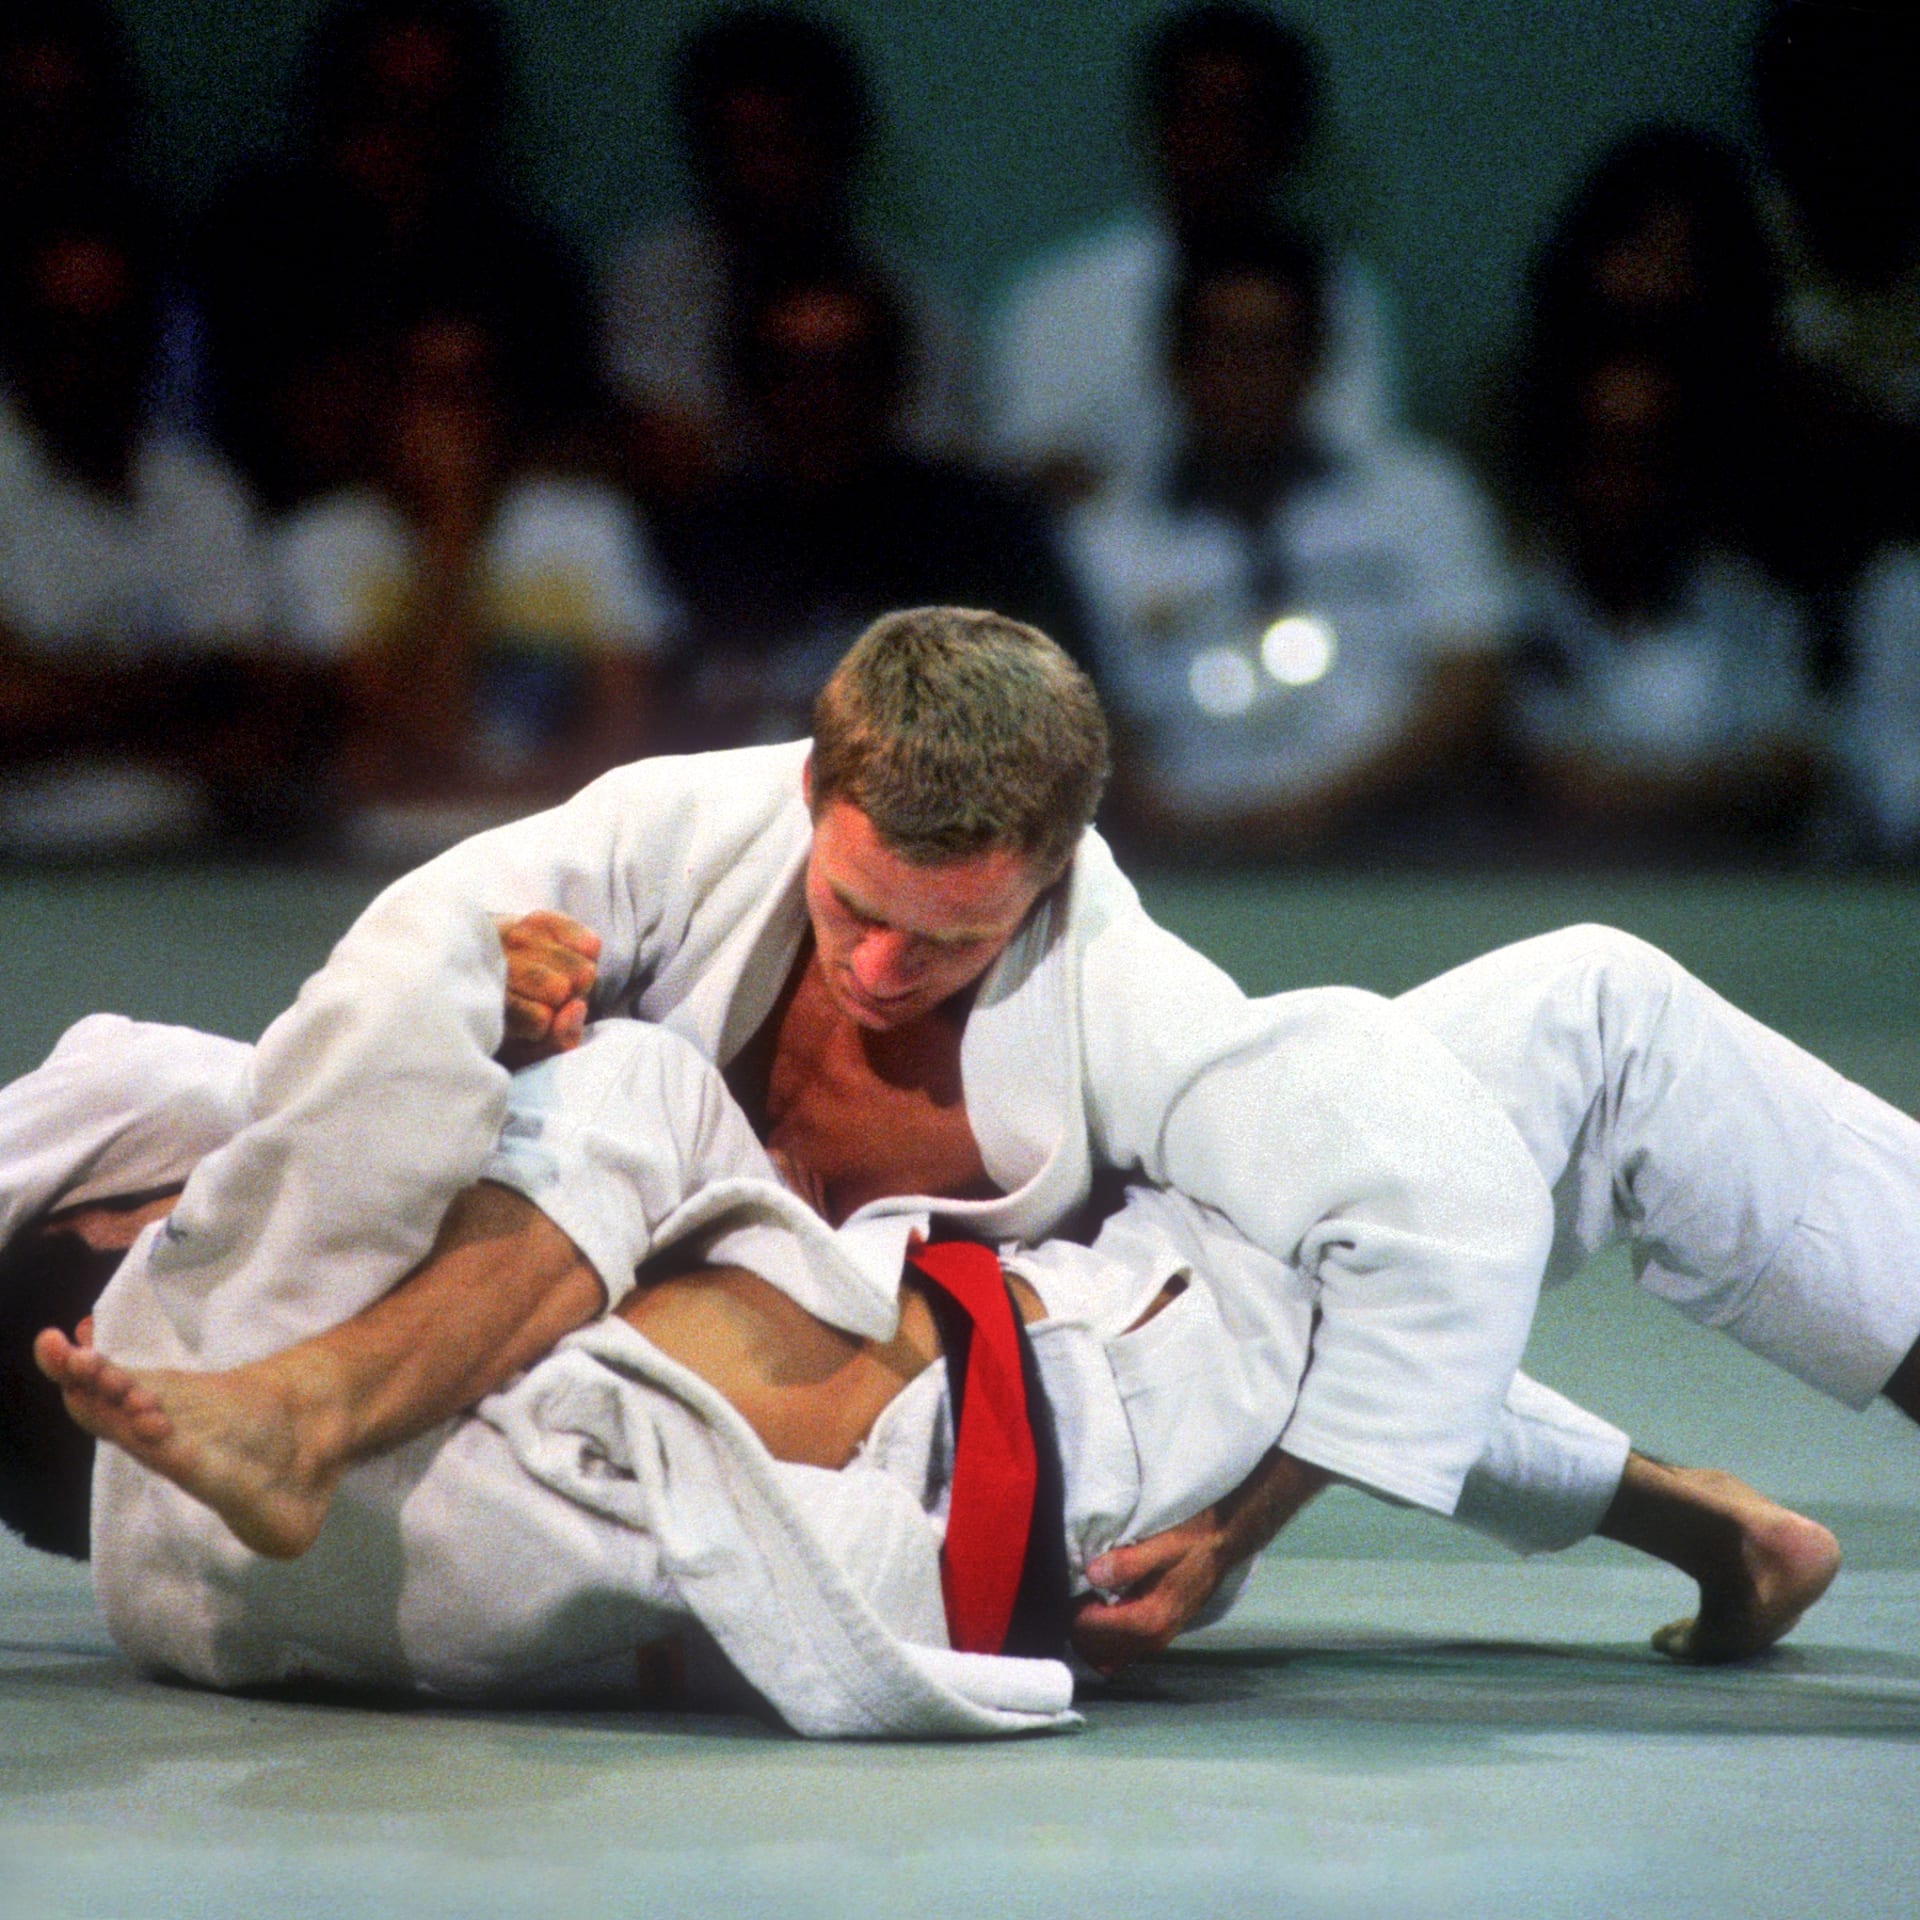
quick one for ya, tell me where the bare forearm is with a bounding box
[1215,1446,1334,1563]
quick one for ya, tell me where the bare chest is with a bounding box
[728,957,997,1225]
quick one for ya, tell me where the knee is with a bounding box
[51,1012,136,1058]
[51,1014,250,1154]
[1553,924,1688,1023]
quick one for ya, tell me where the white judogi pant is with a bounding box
[1407,926,1920,1549]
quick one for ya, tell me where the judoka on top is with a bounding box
[336,736,1556,1520]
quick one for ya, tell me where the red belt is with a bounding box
[906,1239,1038,1657]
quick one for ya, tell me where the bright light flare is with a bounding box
[1187,646,1259,717]
[1260,614,1337,686]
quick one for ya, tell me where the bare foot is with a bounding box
[1645,1468,1841,1664]
[33,1328,344,1559]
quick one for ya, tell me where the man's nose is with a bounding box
[850,928,925,992]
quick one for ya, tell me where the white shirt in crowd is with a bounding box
[599,216,977,462]
[1510,552,1812,776]
[988,210,1395,494]
[272,472,677,860]
[0,388,266,655]
[274,473,672,665]
[1063,436,1513,820]
[1842,545,1920,858]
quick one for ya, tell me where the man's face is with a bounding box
[1155,51,1282,228]
[803,798,1050,1032]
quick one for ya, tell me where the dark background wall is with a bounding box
[117,0,1770,432]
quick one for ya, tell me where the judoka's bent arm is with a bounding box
[1076,853,1555,1518]
[374,741,814,1031]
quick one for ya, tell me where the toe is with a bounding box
[126,1407,174,1444]
[66,1347,109,1389]
[1650,1616,1698,1661]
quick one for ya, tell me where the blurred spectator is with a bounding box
[0,196,301,857]
[0,2,207,428]
[271,299,672,863]
[1754,0,1920,583]
[1509,124,1824,617]
[600,5,973,504]
[1533,127,1777,335]
[194,0,596,512]
[649,254,1083,748]
[1505,324,1821,854]
[0,2,142,240]
[989,2,1394,504]
[1061,231,1510,856]
[1523,126,1782,455]
[1839,545,1920,861]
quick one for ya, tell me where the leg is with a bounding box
[1402,923,1920,1406]
[42,1219,1023,1561]
[1403,927,1906,1651]
[87,1260,1069,1735]
[38,1180,604,1557]
[134,893,515,1372]
[0,1014,251,1249]
[1443,1364,1840,1660]
[54,983,794,1551]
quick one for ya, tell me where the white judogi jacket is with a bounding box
[383,738,1554,1517]
[71,985,1084,1738]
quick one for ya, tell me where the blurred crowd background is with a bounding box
[0,0,1915,870]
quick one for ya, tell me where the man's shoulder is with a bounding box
[414,739,811,910]
[994,211,1168,337]
[577,738,811,824]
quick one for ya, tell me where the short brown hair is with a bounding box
[810,607,1110,874]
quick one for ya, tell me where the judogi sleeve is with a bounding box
[1073,848,1554,1515]
[356,742,810,1016]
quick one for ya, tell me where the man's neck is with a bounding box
[728,940,995,1225]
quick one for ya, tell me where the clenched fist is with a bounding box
[496,910,602,1066]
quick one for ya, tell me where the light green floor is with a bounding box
[3,863,1919,1919]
